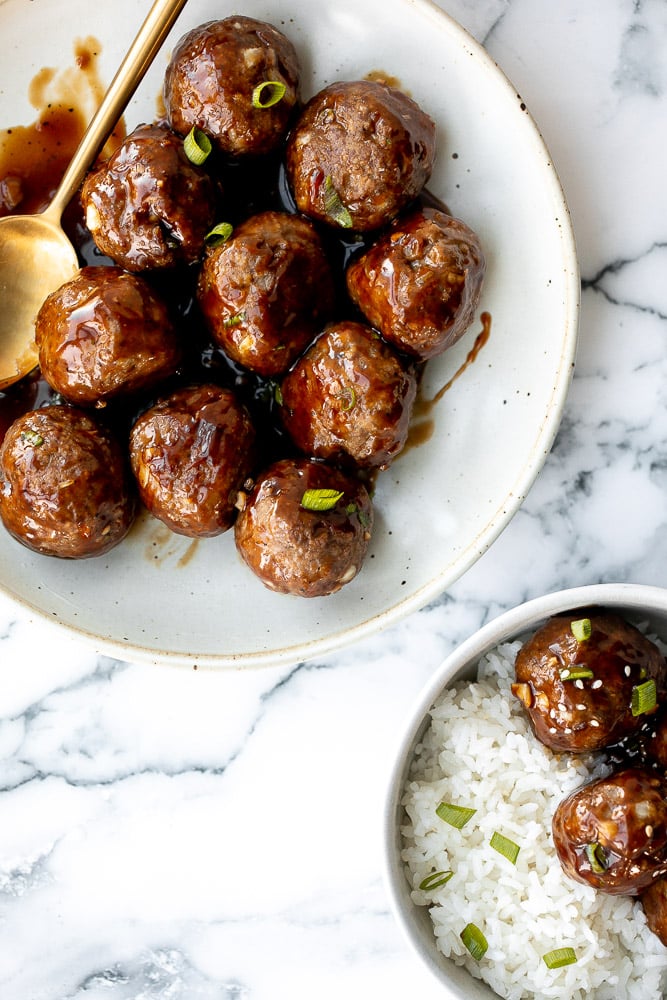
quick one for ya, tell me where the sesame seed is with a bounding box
[646,825,654,838]
[575,680,584,690]
[549,727,557,734]
[590,719,600,727]
[576,704,586,711]
[592,679,602,689]
[624,665,632,677]
[564,727,572,734]
[550,709,557,718]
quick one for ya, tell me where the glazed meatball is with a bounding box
[285,79,435,232]
[512,612,666,753]
[197,212,335,376]
[279,321,417,469]
[35,266,181,405]
[552,767,667,895]
[346,208,486,360]
[0,406,135,558]
[81,123,218,271]
[234,457,373,597]
[641,875,667,945]
[129,384,256,537]
[163,17,300,157]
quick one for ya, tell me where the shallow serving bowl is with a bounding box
[383,583,667,998]
[0,0,578,667]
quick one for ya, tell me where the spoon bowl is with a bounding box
[0,0,188,390]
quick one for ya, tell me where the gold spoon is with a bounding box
[0,0,188,390]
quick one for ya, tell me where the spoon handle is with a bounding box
[45,0,188,221]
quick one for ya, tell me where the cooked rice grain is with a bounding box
[401,641,667,1000]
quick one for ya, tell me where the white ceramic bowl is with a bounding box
[0,0,578,667]
[383,583,667,999]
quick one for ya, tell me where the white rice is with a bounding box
[401,641,667,1000]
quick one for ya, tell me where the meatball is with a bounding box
[512,612,666,753]
[346,208,486,360]
[0,406,135,558]
[641,875,667,945]
[279,321,417,469]
[129,384,256,537]
[35,266,181,405]
[285,79,435,232]
[552,767,667,895]
[197,212,335,376]
[163,17,300,157]
[81,123,218,271]
[234,457,373,597]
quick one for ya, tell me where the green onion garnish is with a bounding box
[436,802,476,830]
[323,175,353,228]
[489,831,520,865]
[460,923,488,961]
[543,947,577,969]
[335,385,356,411]
[571,618,592,641]
[632,678,657,716]
[300,488,344,512]
[20,430,44,447]
[223,311,246,329]
[183,126,212,165]
[559,667,594,682]
[205,222,233,246]
[585,842,608,873]
[274,384,284,406]
[252,80,287,108]
[418,870,454,892]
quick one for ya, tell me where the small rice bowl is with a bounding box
[400,641,667,1000]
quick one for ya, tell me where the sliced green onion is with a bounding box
[436,802,476,830]
[323,175,353,228]
[460,923,488,961]
[223,311,245,329]
[183,126,212,165]
[252,80,287,108]
[632,678,657,716]
[335,385,357,411]
[559,667,594,682]
[543,947,577,970]
[20,429,44,447]
[274,384,284,406]
[205,222,233,246]
[300,488,344,512]
[418,870,454,892]
[571,618,592,641]
[489,831,520,865]
[585,842,608,873]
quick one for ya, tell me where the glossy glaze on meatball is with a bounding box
[0,406,135,558]
[129,384,256,537]
[552,767,667,895]
[285,79,435,232]
[346,207,486,360]
[164,17,300,157]
[641,874,667,945]
[234,457,373,597]
[279,321,417,469]
[197,211,335,376]
[512,612,666,753]
[35,266,181,405]
[81,123,218,271]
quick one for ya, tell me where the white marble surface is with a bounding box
[1,0,667,997]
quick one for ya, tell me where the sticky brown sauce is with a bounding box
[0,43,491,563]
[0,37,124,217]
[404,311,492,452]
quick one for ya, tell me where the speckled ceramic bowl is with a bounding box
[0,0,578,667]
[383,583,667,999]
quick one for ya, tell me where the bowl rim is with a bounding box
[382,582,667,996]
